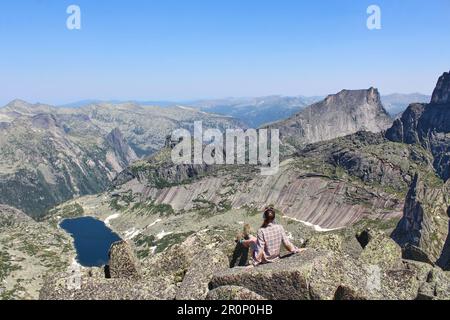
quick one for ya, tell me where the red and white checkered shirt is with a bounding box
[253,223,295,265]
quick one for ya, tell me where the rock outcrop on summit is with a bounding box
[40,231,450,300]
[386,71,450,181]
[268,88,393,150]
[431,71,450,105]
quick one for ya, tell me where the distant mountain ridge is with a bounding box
[381,93,431,116]
[188,95,323,127]
[0,100,243,217]
[28,92,429,128]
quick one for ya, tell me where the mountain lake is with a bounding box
[60,216,122,267]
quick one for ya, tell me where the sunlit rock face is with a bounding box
[268,87,393,150]
[431,71,450,105]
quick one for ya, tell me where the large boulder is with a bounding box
[176,248,229,300]
[40,242,162,300]
[306,232,364,259]
[209,249,422,300]
[305,233,343,254]
[358,229,403,270]
[402,244,435,266]
[417,270,450,300]
[39,274,157,300]
[206,286,266,300]
[408,263,450,300]
[141,231,230,299]
[107,241,142,280]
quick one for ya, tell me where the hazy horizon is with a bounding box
[1,90,434,108]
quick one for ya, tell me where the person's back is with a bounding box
[253,207,299,266]
[256,223,290,262]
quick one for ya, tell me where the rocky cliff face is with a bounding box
[392,174,450,269]
[386,72,450,271]
[0,114,136,218]
[386,71,450,181]
[269,88,393,150]
[106,128,138,170]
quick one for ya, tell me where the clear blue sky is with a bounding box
[0,0,449,105]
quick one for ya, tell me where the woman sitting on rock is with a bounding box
[251,207,302,267]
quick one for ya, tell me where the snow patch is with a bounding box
[282,216,342,232]
[104,213,120,226]
[148,219,162,227]
[124,228,141,240]
[156,230,173,240]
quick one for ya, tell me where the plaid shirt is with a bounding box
[253,223,295,265]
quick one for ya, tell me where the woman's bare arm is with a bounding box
[281,227,300,253]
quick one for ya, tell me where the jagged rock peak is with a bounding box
[431,71,450,104]
[107,128,126,144]
[106,128,138,164]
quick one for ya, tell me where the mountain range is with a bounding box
[0,72,449,300]
[0,100,243,218]
[57,93,429,128]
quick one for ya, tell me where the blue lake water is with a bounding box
[60,216,122,267]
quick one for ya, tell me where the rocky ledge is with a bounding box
[40,228,450,300]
